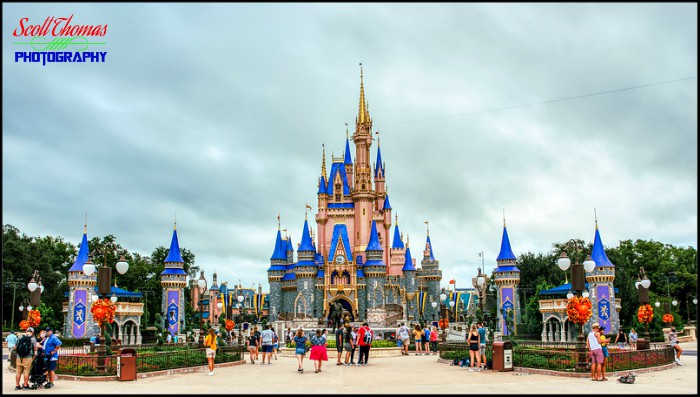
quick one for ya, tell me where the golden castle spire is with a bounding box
[321,143,327,179]
[84,212,88,234]
[594,208,598,230]
[358,63,370,124]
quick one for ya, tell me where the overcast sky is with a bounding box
[3,3,697,291]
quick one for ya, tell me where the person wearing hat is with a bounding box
[586,323,604,381]
[15,327,37,390]
[42,327,62,388]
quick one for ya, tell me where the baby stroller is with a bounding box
[29,350,49,389]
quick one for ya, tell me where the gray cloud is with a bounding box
[3,3,696,289]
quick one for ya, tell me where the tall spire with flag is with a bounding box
[161,220,187,336]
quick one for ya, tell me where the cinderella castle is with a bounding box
[267,67,442,325]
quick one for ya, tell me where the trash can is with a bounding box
[491,341,514,372]
[117,348,137,381]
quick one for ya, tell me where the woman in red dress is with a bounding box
[309,329,328,373]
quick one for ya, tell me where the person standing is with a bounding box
[14,327,37,390]
[247,325,259,364]
[350,326,359,364]
[335,326,344,365]
[430,326,439,355]
[412,324,424,355]
[293,328,307,373]
[357,322,373,366]
[260,324,274,365]
[477,322,487,368]
[204,328,217,376]
[586,323,603,381]
[398,323,410,356]
[669,327,683,365]
[614,327,628,350]
[342,324,354,365]
[422,324,431,355]
[287,327,294,344]
[42,327,62,388]
[599,325,609,381]
[5,330,18,361]
[628,328,638,351]
[309,329,328,373]
[272,328,279,360]
[467,324,481,372]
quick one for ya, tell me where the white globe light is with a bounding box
[27,305,33,311]
[197,279,206,290]
[110,295,118,303]
[91,294,99,302]
[654,301,660,307]
[566,291,574,299]
[28,281,38,292]
[557,254,571,272]
[583,258,596,273]
[217,302,223,309]
[431,301,437,308]
[635,281,641,289]
[672,300,678,306]
[116,257,129,275]
[641,278,651,289]
[237,295,244,303]
[477,276,485,287]
[83,263,96,277]
[582,291,590,298]
[19,305,25,312]
[449,301,455,308]
[693,299,698,305]
[40,285,44,294]
[440,293,447,301]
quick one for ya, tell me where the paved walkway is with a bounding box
[3,342,697,394]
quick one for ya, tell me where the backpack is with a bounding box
[17,336,33,358]
[272,332,278,343]
[618,373,636,384]
[363,328,373,345]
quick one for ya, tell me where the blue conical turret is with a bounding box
[402,244,416,271]
[270,229,286,261]
[392,224,404,249]
[591,225,614,268]
[344,137,353,165]
[318,175,327,195]
[69,230,90,272]
[496,226,516,262]
[425,235,435,261]
[298,219,315,252]
[374,145,385,177]
[165,226,185,263]
[366,220,384,252]
[382,194,392,210]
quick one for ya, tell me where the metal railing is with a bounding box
[56,345,246,376]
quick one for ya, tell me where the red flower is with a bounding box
[662,313,674,324]
[637,304,654,324]
[566,296,593,325]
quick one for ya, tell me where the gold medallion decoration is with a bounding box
[337,284,344,293]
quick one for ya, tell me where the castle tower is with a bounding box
[492,218,521,336]
[267,223,286,322]
[364,220,387,309]
[586,217,619,334]
[419,224,442,322]
[160,222,187,336]
[316,146,329,257]
[402,236,417,320]
[344,128,354,188]
[295,217,317,318]
[209,272,220,324]
[324,224,359,321]
[65,220,98,339]
[389,214,406,276]
[352,64,375,256]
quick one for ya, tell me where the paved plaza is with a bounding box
[3,342,698,395]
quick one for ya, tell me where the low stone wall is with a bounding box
[278,347,403,358]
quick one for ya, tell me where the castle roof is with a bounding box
[270,229,287,261]
[365,220,383,251]
[68,231,90,272]
[344,138,353,165]
[318,175,328,195]
[392,224,404,249]
[402,246,416,271]
[382,194,392,210]
[161,268,187,275]
[164,225,185,263]
[374,145,384,177]
[328,224,353,262]
[327,162,351,196]
[496,226,517,262]
[298,219,315,252]
[591,225,615,268]
[425,235,435,261]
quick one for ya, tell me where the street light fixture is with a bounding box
[475,268,486,323]
[197,271,207,347]
[636,267,652,350]
[557,239,595,368]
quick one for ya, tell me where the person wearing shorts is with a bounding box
[15,327,36,390]
[204,328,217,376]
[587,322,603,381]
[335,326,344,365]
[343,324,354,365]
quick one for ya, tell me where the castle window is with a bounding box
[363,208,365,215]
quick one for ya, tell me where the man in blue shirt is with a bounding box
[5,330,18,361]
[422,325,431,355]
[477,322,487,370]
[42,327,62,388]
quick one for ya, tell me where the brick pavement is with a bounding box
[3,342,696,394]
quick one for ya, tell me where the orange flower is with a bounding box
[225,319,235,331]
[662,313,674,324]
[566,296,593,325]
[637,304,654,324]
[90,298,116,326]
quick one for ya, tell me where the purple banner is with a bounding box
[167,290,180,335]
[501,287,514,336]
[72,290,87,338]
[596,285,611,333]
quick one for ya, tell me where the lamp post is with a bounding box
[686,293,697,325]
[635,267,652,350]
[196,271,207,347]
[439,289,449,340]
[475,268,486,323]
[557,239,596,368]
[82,242,129,345]
[237,294,244,346]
